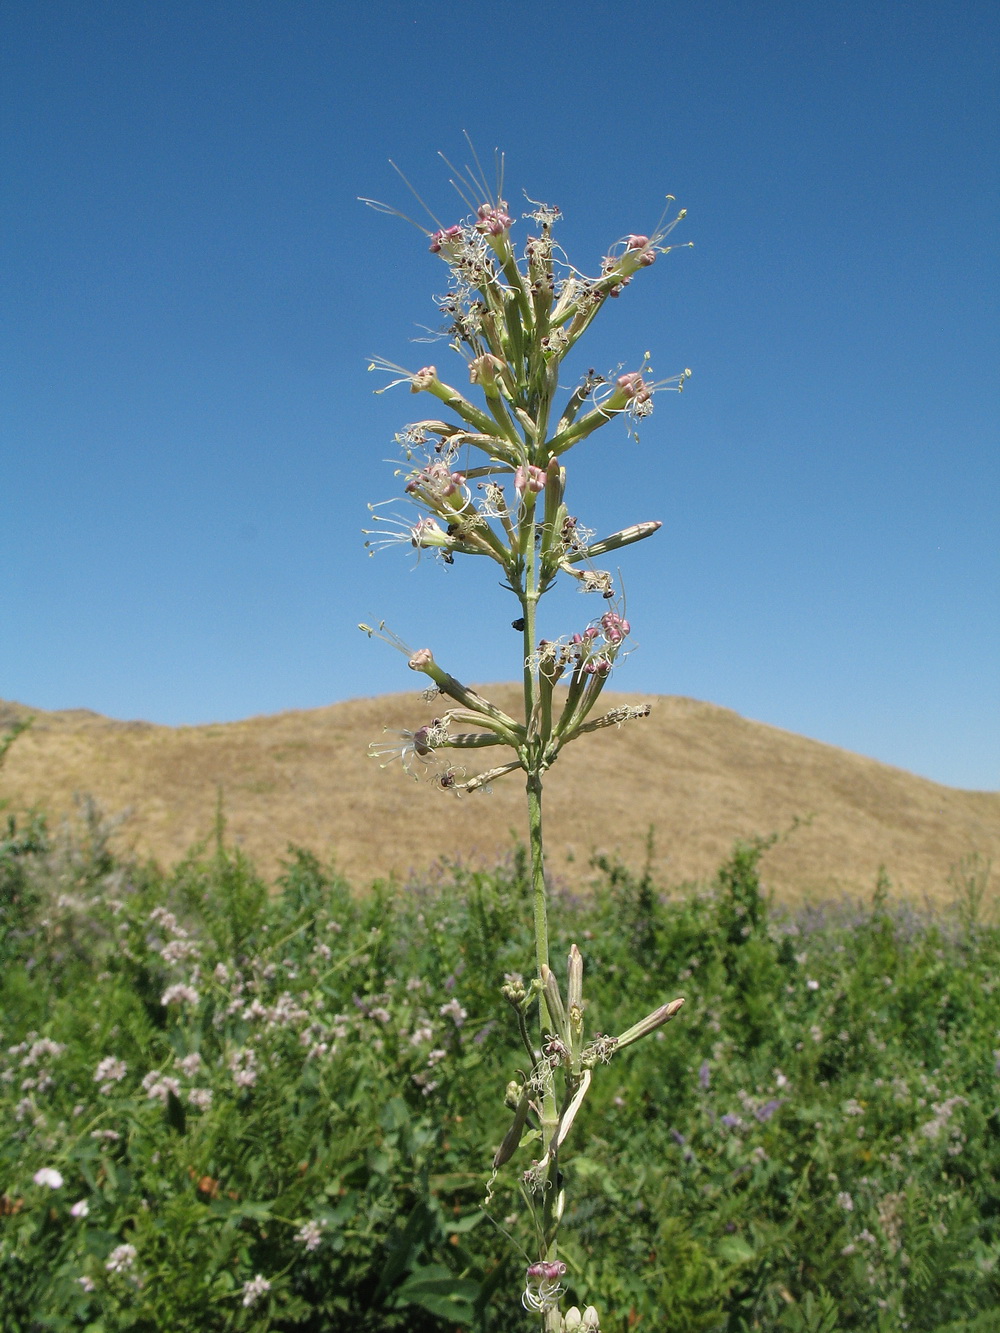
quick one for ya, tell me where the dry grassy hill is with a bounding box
[1,690,997,905]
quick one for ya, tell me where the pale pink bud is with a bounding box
[526,1261,567,1280]
[410,516,450,548]
[626,234,649,249]
[514,464,546,495]
[476,203,513,236]
[430,224,463,252]
[616,371,650,401]
[601,611,630,643]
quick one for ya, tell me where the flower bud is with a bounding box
[567,944,583,1012]
[614,997,685,1050]
[540,964,567,1036]
[600,611,630,644]
[494,1086,531,1167]
[475,203,513,236]
[411,366,437,392]
[582,1306,601,1330]
[469,353,508,397]
[615,372,650,403]
[407,648,435,673]
[429,225,463,253]
[562,521,662,564]
[514,464,547,494]
[501,973,527,1007]
[526,1261,567,1281]
[563,1308,583,1331]
[410,517,451,549]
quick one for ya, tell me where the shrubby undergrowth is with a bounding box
[1,799,998,1332]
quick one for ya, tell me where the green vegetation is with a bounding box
[1,793,997,1331]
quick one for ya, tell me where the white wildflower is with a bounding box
[94,1057,127,1092]
[141,1070,181,1103]
[294,1219,326,1251]
[242,1274,271,1307]
[161,938,200,964]
[22,1038,65,1067]
[105,1243,137,1273]
[439,998,467,1027]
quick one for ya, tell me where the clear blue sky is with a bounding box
[2,1,997,790]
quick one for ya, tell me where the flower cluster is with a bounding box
[362,170,692,803]
[360,156,695,1327]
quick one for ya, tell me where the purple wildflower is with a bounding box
[755,1099,783,1123]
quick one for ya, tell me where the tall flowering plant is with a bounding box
[361,153,690,1330]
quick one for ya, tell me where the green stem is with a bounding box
[520,497,549,994]
[526,772,549,982]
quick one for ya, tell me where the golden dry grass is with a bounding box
[2,690,997,905]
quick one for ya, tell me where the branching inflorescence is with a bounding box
[361,145,689,1330]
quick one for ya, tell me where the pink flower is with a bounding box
[514,465,546,495]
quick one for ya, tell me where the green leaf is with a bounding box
[379,1096,410,1133]
[718,1236,755,1264]
[394,1264,479,1325]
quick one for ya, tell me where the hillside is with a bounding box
[1,690,997,903]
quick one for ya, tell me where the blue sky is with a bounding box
[2,0,997,790]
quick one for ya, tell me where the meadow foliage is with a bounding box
[1,789,998,1331]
